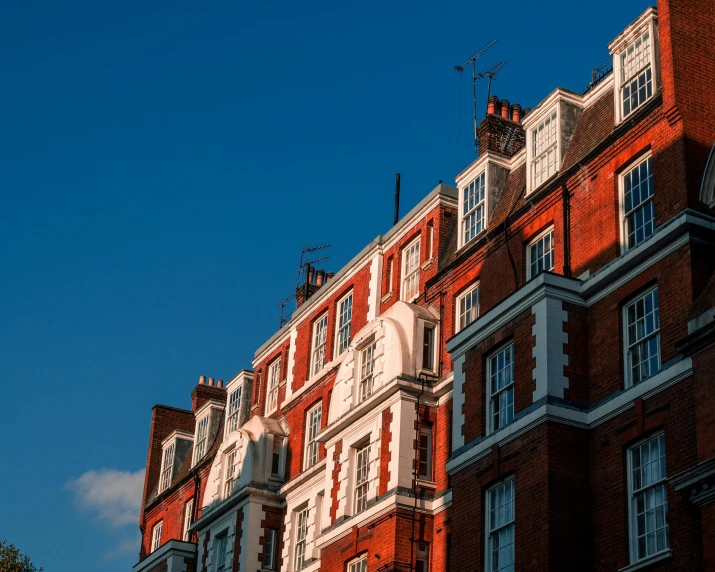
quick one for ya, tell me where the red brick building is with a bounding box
[134,1,715,571]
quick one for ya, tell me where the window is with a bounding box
[271,436,283,478]
[195,416,209,463]
[266,359,280,414]
[622,155,655,250]
[416,542,430,572]
[401,237,421,301]
[531,109,558,189]
[417,425,433,481]
[348,555,368,572]
[311,314,329,376]
[224,448,239,497]
[183,499,194,542]
[527,227,554,279]
[456,284,479,332]
[227,385,242,433]
[463,171,486,245]
[386,257,394,294]
[294,507,309,571]
[628,433,669,563]
[422,325,436,372]
[214,531,228,572]
[263,529,278,570]
[427,221,434,259]
[305,402,323,470]
[620,29,653,118]
[485,478,515,572]
[354,445,370,513]
[335,292,353,356]
[151,521,162,553]
[359,341,377,402]
[625,288,660,386]
[488,344,514,432]
[159,442,175,493]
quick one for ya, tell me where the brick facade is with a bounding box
[134,1,715,571]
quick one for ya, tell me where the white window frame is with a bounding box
[182,499,194,542]
[623,287,661,388]
[263,528,278,570]
[214,531,228,572]
[266,358,281,415]
[526,226,555,280]
[348,555,368,572]
[461,170,487,246]
[354,444,371,513]
[227,385,242,433]
[619,153,655,253]
[194,415,210,464]
[484,477,515,572]
[358,340,377,403]
[487,343,515,433]
[151,521,163,553]
[627,433,669,564]
[159,441,175,493]
[294,506,310,571]
[310,313,329,376]
[456,283,480,333]
[417,425,433,481]
[401,236,421,302]
[271,435,284,479]
[420,323,437,373]
[529,108,559,192]
[304,402,323,470]
[224,447,240,498]
[334,291,353,357]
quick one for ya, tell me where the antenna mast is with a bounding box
[478,61,506,115]
[454,39,497,154]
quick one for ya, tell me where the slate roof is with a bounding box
[488,163,527,231]
[562,88,615,171]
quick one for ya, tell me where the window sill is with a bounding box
[381,291,393,303]
[618,550,673,572]
[421,258,433,271]
[416,478,437,489]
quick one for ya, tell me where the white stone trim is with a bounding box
[367,253,381,322]
[446,357,692,474]
[531,298,569,401]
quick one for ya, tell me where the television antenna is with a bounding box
[454,39,497,155]
[294,243,331,293]
[277,294,294,328]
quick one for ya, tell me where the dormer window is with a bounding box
[227,385,242,433]
[531,109,558,189]
[401,236,421,302]
[610,7,659,124]
[224,447,240,497]
[311,313,329,376]
[159,442,175,493]
[462,171,486,245]
[358,339,377,402]
[266,358,280,415]
[194,415,209,462]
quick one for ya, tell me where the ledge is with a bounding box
[618,550,672,572]
[133,540,197,572]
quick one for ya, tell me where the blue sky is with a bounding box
[1,1,648,569]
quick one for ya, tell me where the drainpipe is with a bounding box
[562,183,572,277]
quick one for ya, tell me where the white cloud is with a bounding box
[67,468,145,528]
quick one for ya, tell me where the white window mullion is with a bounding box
[624,288,660,387]
[354,445,371,513]
[462,172,486,245]
[335,292,353,357]
[266,359,280,414]
[527,228,554,279]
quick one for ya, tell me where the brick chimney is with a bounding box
[295,264,331,308]
[191,375,227,412]
[476,94,526,157]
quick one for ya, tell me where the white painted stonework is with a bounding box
[531,297,569,401]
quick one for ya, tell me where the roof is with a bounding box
[488,162,527,231]
[562,89,615,171]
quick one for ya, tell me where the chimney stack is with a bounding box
[192,374,227,411]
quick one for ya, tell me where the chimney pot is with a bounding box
[487,95,498,115]
[316,269,325,286]
[199,375,206,385]
[511,103,522,123]
[326,271,334,282]
[500,99,510,119]
[208,377,214,386]
[523,108,531,119]
[217,379,224,389]
[308,266,315,284]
